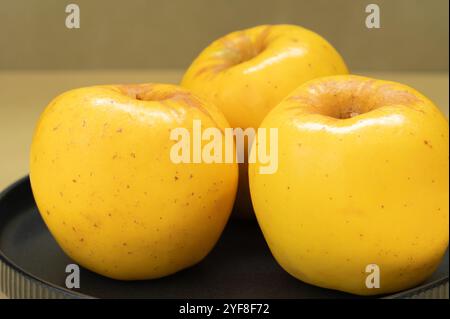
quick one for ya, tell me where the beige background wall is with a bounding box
[0,0,448,71]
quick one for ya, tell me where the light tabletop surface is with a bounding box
[0,70,448,299]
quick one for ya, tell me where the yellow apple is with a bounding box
[30,83,238,280]
[249,75,449,295]
[182,24,348,218]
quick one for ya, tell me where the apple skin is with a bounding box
[182,24,348,218]
[30,83,238,280]
[182,24,348,129]
[249,75,449,295]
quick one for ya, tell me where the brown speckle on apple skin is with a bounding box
[423,140,433,148]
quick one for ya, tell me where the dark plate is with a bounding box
[0,176,448,299]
